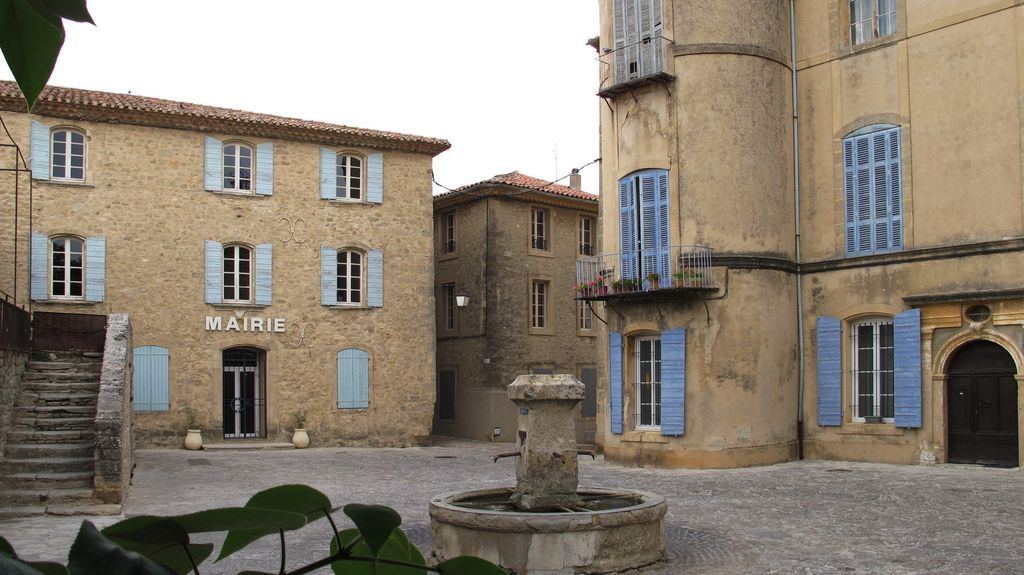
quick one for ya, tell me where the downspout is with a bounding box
[790,0,806,460]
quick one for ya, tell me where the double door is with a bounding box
[222,349,264,438]
[947,342,1018,466]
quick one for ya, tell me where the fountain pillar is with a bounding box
[507,374,584,510]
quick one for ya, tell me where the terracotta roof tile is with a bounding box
[0,80,450,155]
[439,171,597,202]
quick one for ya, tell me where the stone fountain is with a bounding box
[430,374,667,574]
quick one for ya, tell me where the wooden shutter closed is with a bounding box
[816,316,843,426]
[133,345,169,411]
[893,308,922,428]
[660,328,686,436]
[609,332,624,434]
[338,349,369,408]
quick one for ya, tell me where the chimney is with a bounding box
[569,168,582,191]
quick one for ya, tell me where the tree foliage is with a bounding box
[0,484,507,575]
[0,0,94,110]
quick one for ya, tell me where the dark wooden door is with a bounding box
[947,341,1018,466]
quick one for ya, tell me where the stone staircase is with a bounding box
[0,351,119,517]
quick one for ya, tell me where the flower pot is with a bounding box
[649,279,660,290]
[292,428,310,449]
[184,429,203,450]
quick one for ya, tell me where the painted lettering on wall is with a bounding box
[205,316,286,333]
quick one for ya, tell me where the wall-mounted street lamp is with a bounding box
[455,289,470,308]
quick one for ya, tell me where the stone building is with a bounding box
[0,81,449,447]
[432,172,600,444]
[587,0,1023,468]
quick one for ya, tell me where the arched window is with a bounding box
[336,154,363,200]
[337,249,363,304]
[222,244,253,303]
[843,124,902,255]
[50,235,84,299]
[223,142,254,191]
[51,128,86,181]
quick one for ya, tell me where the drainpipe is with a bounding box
[790,0,806,460]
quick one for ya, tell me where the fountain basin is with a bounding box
[430,487,667,574]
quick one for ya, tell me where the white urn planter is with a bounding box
[184,429,203,450]
[292,429,310,449]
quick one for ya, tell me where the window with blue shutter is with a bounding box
[661,328,686,436]
[618,169,670,282]
[816,316,843,426]
[609,332,623,434]
[254,243,272,305]
[84,236,106,302]
[320,246,338,306]
[366,153,383,204]
[204,136,222,191]
[843,125,902,256]
[204,240,223,304]
[611,0,665,85]
[367,249,383,308]
[319,148,336,200]
[893,308,922,428]
[133,345,170,411]
[255,142,274,196]
[338,348,369,409]
[30,121,50,180]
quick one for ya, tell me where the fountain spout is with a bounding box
[492,451,521,463]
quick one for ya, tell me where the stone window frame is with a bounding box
[579,215,595,256]
[529,277,553,335]
[440,209,458,258]
[850,316,895,423]
[222,243,254,304]
[50,234,86,300]
[49,126,87,182]
[830,0,906,56]
[222,140,255,193]
[529,206,551,254]
[577,300,595,335]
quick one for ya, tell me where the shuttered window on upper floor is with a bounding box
[611,0,665,85]
[31,233,105,302]
[320,149,383,203]
[205,136,274,195]
[204,241,272,305]
[843,125,902,256]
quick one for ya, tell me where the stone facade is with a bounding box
[593,0,1024,468]
[432,173,600,444]
[0,348,29,458]
[0,82,448,447]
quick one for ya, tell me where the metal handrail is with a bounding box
[575,245,713,295]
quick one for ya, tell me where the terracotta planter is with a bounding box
[292,428,310,449]
[184,429,203,450]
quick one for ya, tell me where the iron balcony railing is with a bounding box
[598,35,673,97]
[575,245,713,298]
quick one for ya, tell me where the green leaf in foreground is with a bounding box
[38,0,93,23]
[0,0,65,110]
[68,521,178,575]
[436,556,508,575]
[218,484,333,561]
[342,503,402,558]
[330,528,426,575]
[0,535,67,575]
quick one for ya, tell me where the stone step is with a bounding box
[0,457,94,474]
[0,487,95,506]
[14,416,96,431]
[0,502,121,519]
[0,471,94,489]
[18,392,97,406]
[22,371,101,382]
[4,442,93,459]
[15,405,97,418]
[6,429,96,444]
[20,381,100,393]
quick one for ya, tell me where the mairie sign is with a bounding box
[205,316,286,333]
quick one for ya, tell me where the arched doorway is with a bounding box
[947,341,1018,466]
[222,347,266,439]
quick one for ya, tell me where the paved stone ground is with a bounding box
[1,437,1021,574]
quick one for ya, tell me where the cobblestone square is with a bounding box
[2,438,1021,574]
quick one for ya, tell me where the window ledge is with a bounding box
[835,424,905,437]
[209,303,270,310]
[35,299,100,306]
[324,198,375,206]
[35,180,94,189]
[209,190,267,198]
[325,305,373,310]
[577,330,597,338]
[528,329,555,336]
[621,430,668,443]
[438,252,459,261]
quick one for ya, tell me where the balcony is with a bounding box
[575,245,714,301]
[597,35,674,98]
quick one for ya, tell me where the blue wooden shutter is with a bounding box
[133,345,169,411]
[320,247,338,306]
[816,316,842,426]
[655,170,670,279]
[893,308,922,428]
[30,121,50,180]
[30,232,49,300]
[618,176,637,280]
[612,0,627,83]
[661,328,686,436]
[338,348,369,408]
[366,153,383,204]
[885,128,902,250]
[254,243,272,305]
[843,138,856,254]
[609,332,623,434]
[845,127,902,255]
[367,249,383,307]
[320,148,336,199]
[85,236,106,302]
[638,171,670,282]
[255,142,274,196]
[204,136,222,191]
[204,240,222,304]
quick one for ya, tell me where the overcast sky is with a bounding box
[1,1,602,195]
